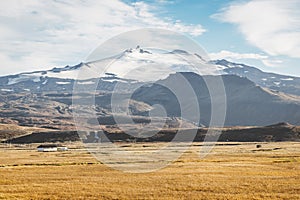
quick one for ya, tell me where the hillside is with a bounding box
[3,122,299,144]
[132,72,300,126]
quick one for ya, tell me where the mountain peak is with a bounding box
[210,59,232,66]
[124,46,152,54]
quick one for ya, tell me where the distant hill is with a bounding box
[4,122,300,143]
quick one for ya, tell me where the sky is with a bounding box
[0,0,299,76]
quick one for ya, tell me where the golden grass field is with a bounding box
[0,142,299,200]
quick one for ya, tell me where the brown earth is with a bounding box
[3,122,300,144]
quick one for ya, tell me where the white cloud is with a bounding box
[214,0,300,58]
[261,59,283,67]
[0,0,205,75]
[209,50,284,68]
[209,50,268,60]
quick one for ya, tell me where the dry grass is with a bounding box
[0,142,299,199]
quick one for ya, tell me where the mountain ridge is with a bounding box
[1,48,299,95]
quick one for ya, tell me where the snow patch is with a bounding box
[280,78,294,81]
[273,81,281,85]
[33,77,41,82]
[227,64,243,68]
[8,75,41,85]
[7,76,27,85]
[102,79,128,83]
[1,89,13,92]
[56,81,71,85]
[77,81,95,85]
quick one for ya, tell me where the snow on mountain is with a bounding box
[211,59,300,96]
[3,46,218,85]
[1,47,300,96]
[85,46,218,82]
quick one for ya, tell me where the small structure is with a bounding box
[37,144,68,152]
[57,146,68,151]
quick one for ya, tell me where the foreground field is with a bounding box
[0,142,299,199]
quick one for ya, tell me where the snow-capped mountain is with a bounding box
[0,46,217,93]
[3,46,213,82]
[1,47,300,127]
[0,46,300,96]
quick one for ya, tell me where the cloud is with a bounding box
[209,50,268,60]
[261,59,283,67]
[213,0,300,58]
[209,50,284,67]
[0,0,205,75]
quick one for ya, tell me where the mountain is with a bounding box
[1,47,299,96]
[1,47,300,128]
[0,46,216,93]
[132,72,300,126]
[211,59,300,96]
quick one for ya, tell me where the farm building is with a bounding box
[37,144,68,152]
